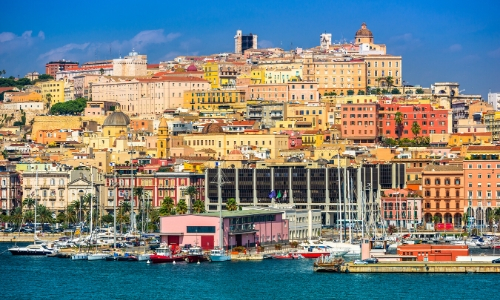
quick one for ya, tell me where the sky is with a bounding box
[1,0,499,97]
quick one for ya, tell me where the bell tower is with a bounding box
[157,117,170,158]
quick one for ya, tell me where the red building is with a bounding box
[45,60,79,78]
[378,102,451,139]
[341,103,378,143]
[397,244,469,261]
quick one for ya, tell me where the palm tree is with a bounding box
[9,207,23,228]
[22,197,35,211]
[432,215,441,231]
[45,93,52,110]
[159,196,174,216]
[37,205,54,232]
[23,210,35,223]
[116,209,129,234]
[411,122,421,139]
[176,199,188,215]
[385,76,394,90]
[192,200,206,214]
[120,201,131,214]
[133,187,144,225]
[394,112,404,140]
[226,198,237,211]
[65,205,77,226]
[185,185,198,213]
[148,209,160,232]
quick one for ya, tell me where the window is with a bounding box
[435,179,441,185]
[186,226,215,233]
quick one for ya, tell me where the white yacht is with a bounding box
[9,244,56,256]
[88,252,111,260]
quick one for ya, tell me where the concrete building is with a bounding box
[488,92,500,111]
[40,79,65,105]
[484,111,500,141]
[341,103,378,143]
[246,101,286,129]
[0,164,21,215]
[381,188,422,228]
[235,30,258,54]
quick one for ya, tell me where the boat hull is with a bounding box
[9,249,54,256]
[88,254,111,261]
[149,255,186,264]
[209,255,231,262]
[297,252,330,259]
[186,255,209,263]
[71,253,89,260]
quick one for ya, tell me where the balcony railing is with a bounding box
[58,185,65,189]
[24,185,32,190]
[40,185,49,190]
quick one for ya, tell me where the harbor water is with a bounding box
[1,242,498,299]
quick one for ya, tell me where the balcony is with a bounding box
[40,185,49,190]
[58,185,65,189]
[49,196,56,201]
[24,185,32,190]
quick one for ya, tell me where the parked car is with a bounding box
[4,228,15,233]
[354,259,368,265]
[363,258,379,264]
[492,258,500,263]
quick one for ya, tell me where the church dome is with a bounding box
[186,64,198,72]
[355,22,373,37]
[201,123,224,134]
[103,107,130,127]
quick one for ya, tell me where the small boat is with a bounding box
[149,246,186,264]
[71,252,89,260]
[88,252,112,261]
[185,246,209,263]
[137,253,152,261]
[272,252,303,260]
[209,248,231,262]
[116,253,138,261]
[9,244,56,256]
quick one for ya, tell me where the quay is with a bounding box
[314,261,500,273]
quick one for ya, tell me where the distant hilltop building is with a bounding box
[320,33,332,50]
[112,49,147,77]
[45,60,79,78]
[234,30,258,54]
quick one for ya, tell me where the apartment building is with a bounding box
[340,103,378,143]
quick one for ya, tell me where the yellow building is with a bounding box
[183,90,246,111]
[260,62,303,84]
[484,110,500,141]
[203,61,219,89]
[157,117,170,158]
[301,130,324,147]
[40,79,65,105]
[448,132,492,147]
[7,91,42,102]
[181,124,289,159]
[183,162,205,173]
[284,103,329,130]
[365,55,403,89]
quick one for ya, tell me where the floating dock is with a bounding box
[315,261,500,273]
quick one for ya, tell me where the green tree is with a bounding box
[101,214,114,224]
[24,210,35,223]
[159,196,175,216]
[176,199,188,215]
[394,111,404,139]
[411,121,421,138]
[37,205,54,232]
[184,185,198,212]
[9,207,23,228]
[391,88,401,94]
[357,90,365,95]
[99,68,105,76]
[385,76,394,90]
[22,197,35,211]
[56,211,66,224]
[45,93,52,109]
[416,88,424,94]
[37,74,54,81]
[50,97,87,115]
[347,89,355,95]
[226,198,237,211]
[192,200,206,214]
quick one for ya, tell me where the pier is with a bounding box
[314,261,500,273]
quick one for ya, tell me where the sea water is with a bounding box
[1,242,498,299]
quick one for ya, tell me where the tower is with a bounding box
[320,33,332,50]
[157,117,170,158]
[354,22,373,45]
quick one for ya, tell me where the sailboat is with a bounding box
[9,167,57,256]
[209,168,231,262]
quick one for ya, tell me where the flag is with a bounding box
[268,190,276,199]
[283,190,288,202]
[277,191,282,199]
[74,228,81,236]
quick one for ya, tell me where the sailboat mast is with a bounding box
[34,166,38,244]
[348,172,352,243]
[337,155,342,243]
[90,166,93,246]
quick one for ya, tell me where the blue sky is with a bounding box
[1,0,499,97]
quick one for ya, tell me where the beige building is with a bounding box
[181,124,289,159]
[112,50,147,77]
[91,76,210,114]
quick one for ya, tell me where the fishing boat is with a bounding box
[209,248,231,262]
[9,244,56,256]
[149,246,186,264]
[271,252,303,260]
[185,246,209,263]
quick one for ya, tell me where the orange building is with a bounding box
[397,244,469,261]
[340,103,378,143]
[36,130,71,144]
[422,165,464,228]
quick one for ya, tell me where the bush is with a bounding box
[232,246,246,253]
[289,241,299,248]
[50,98,87,115]
[274,244,282,250]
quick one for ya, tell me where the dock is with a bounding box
[314,261,500,273]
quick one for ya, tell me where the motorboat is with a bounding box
[88,252,112,261]
[9,244,56,256]
[209,248,231,262]
[149,246,186,264]
[71,252,89,260]
[185,246,209,263]
[294,246,331,259]
[137,253,152,261]
[271,252,303,260]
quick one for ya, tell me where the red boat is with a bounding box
[296,251,330,259]
[271,253,303,259]
[149,246,186,264]
[185,246,209,263]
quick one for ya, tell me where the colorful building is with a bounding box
[40,79,65,105]
[341,103,378,143]
[183,90,245,111]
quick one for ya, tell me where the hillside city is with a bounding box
[1,23,500,237]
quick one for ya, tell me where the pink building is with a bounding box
[159,210,287,250]
[341,103,378,144]
[287,82,319,101]
[381,188,422,228]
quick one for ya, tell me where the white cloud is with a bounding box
[0,30,45,54]
[258,40,274,48]
[448,44,462,52]
[459,54,480,63]
[488,47,500,58]
[38,29,181,62]
[389,33,422,52]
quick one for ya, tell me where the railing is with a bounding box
[40,185,49,189]
[58,185,65,189]
[24,185,32,189]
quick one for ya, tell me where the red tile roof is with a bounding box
[0,87,17,93]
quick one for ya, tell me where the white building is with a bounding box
[488,92,500,111]
[112,50,147,77]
